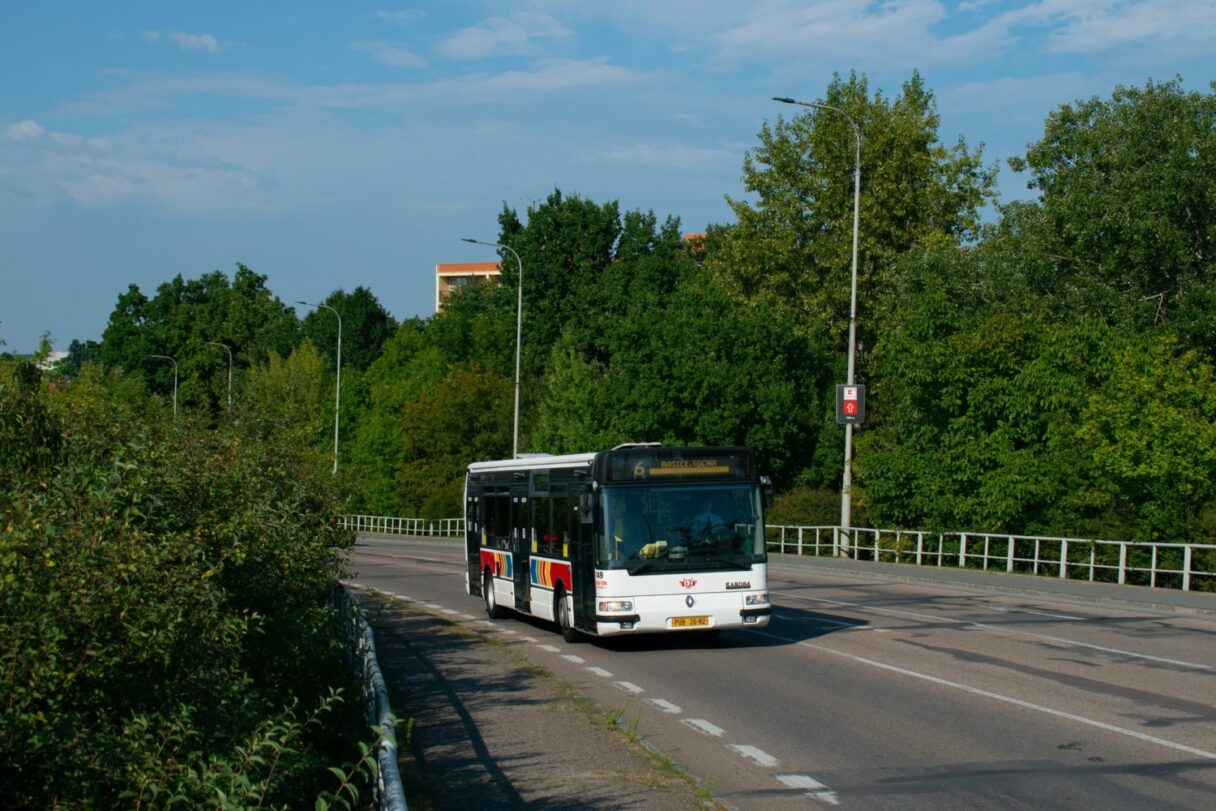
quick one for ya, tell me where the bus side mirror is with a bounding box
[760,476,774,508]
[579,492,595,524]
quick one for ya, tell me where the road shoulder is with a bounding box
[359,591,713,810]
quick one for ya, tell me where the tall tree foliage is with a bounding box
[95,264,297,412]
[713,71,997,347]
[1008,78,1216,354]
[298,286,397,374]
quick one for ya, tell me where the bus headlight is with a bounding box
[744,592,768,606]
[598,599,634,613]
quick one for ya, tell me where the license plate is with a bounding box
[671,616,709,628]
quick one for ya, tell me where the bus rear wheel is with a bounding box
[484,570,506,619]
[555,587,579,643]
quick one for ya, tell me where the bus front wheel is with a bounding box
[555,587,579,643]
[484,570,506,619]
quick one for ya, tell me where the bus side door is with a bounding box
[513,494,530,612]
[570,487,597,631]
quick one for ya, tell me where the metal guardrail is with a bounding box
[766,525,1216,592]
[341,514,1214,592]
[337,588,407,811]
[341,515,464,537]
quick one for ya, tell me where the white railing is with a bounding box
[765,525,1216,593]
[340,515,1214,593]
[340,515,465,537]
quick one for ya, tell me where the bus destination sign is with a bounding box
[604,447,754,482]
[647,458,730,477]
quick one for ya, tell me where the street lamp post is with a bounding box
[147,354,178,417]
[296,300,342,475]
[206,341,233,408]
[462,237,524,459]
[773,95,862,556]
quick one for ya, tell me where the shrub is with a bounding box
[0,361,366,808]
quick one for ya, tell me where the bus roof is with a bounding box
[467,452,596,474]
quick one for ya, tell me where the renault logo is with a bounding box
[685,595,695,608]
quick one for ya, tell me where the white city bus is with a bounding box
[464,444,772,641]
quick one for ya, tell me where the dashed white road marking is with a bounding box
[729,744,777,767]
[562,654,586,664]
[683,718,725,737]
[777,774,839,805]
[423,603,443,610]
[459,613,476,620]
[537,644,561,653]
[648,698,682,714]
[586,667,613,678]
[475,620,496,627]
[615,681,644,694]
[519,636,538,643]
[440,608,458,614]
[499,629,519,635]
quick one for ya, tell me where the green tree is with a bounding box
[1008,77,1216,350]
[245,340,330,448]
[713,71,997,347]
[534,269,831,486]
[858,243,1216,541]
[95,265,298,413]
[299,286,397,374]
[394,364,513,516]
[496,189,625,380]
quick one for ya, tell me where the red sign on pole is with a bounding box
[836,385,865,425]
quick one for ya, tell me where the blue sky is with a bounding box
[2,1,1212,353]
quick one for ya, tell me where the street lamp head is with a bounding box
[772,96,796,104]
[460,237,477,244]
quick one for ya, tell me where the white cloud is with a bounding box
[138,29,222,53]
[168,31,220,53]
[438,12,572,59]
[579,142,737,171]
[350,40,427,69]
[376,10,427,25]
[6,120,45,140]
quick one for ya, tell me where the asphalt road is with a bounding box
[348,535,1216,810]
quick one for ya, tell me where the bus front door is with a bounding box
[571,489,597,631]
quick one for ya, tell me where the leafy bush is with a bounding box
[0,361,367,808]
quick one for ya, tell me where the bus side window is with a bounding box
[552,493,570,559]
[533,496,552,556]
[483,493,510,549]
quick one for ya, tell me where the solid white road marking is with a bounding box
[648,698,682,714]
[754,629,1216,760]
[782,593,1210,670]
[683,719,725,737]
[615,681,644,694]
[729,744,777,767]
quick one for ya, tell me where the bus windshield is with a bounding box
[598,484,767,572]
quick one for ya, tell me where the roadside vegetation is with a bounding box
[0,359,371,808]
